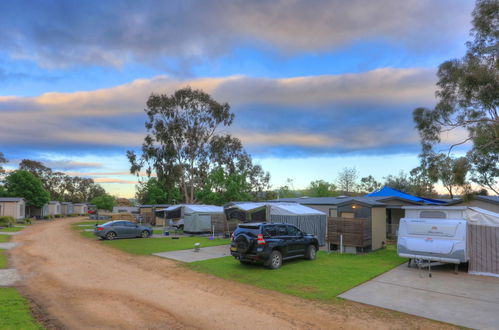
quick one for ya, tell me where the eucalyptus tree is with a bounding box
[128,87,270,204]
[413,0,498,193]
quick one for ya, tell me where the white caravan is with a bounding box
[397,207,468,264]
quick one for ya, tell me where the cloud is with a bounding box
[0,68,437,155]
[0,0,472,69]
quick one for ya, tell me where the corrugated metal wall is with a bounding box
[270,214,327,246]
[468,224,499,276]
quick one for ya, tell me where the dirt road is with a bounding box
[11,218,452,329]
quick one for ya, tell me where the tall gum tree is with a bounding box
[413,0,498,194]
[128,87,270,204]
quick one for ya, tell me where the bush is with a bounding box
[0,216,15,227]
[23,218,32,224]
[54,214,62,218]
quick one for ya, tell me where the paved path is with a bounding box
[0,232,19,236]
[340,263,499,330]
[0,269,21,286]
[0,242,18,249]
[153,244,231,262]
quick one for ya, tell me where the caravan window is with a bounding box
[420,211,446,219]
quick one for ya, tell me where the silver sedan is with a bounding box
[94,220,152,240]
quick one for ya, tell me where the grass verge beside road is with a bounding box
[0,226,25,232]
[0,249,7,268]
[188,245,406,302]
[71,221,229,255]
[102,237,229,255]
[0,288,43,330]
[0,234,12,243]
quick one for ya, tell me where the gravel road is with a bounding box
[10,218,453,329]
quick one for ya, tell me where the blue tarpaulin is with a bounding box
[366,186,446,205]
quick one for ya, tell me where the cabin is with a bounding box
[61,202,74,216]
[48,201,61,216]
[0,197,26,222]
[74,203,88,215]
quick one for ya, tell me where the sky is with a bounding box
[0,0,476,198]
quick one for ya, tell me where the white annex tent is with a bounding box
[224,202,327,245]
[158,204,225,234]
[464,207,499,277]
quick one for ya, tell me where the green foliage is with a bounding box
[359,175,382,194]
[197,167,253,205]
[413,0,498,193]
[19,159,107,202]
[3,170,50,208]
[128,87,270,204]
[90,194,115,211]
[0,288,43,329]
[136,178,180,205]
[336,167,358,194]
[306,180,338,197]
[0,216,15,227]
[0,151,7,174]
[188,246,406,302]
[425,153,470,198]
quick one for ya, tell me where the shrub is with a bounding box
[24,218,32,224]
[0,216,15,227]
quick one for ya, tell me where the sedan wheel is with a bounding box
[141,230,150,238]
[106,231,116,240]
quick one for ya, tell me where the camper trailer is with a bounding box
[398,206,468,265]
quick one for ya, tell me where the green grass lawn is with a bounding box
[188,245,406,302]
[0,288,43,329]
[0,249,7,268]
[0,227,25,232]
[0,235,12,243]
[71,222,229,255]
[102,236,229,255]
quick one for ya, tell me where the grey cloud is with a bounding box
[0,69,437,156]
[0,0,472,68]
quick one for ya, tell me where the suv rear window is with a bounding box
[235,224,260,236]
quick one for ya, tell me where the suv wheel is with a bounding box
[305,245,316,260]
[266,250,282,270]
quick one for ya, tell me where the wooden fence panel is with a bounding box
[327,217,371,247]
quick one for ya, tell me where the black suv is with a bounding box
[230,222,319,269]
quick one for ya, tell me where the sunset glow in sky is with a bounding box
[0,1,475,197]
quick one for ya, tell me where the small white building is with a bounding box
[74,203,88,215]
[0,197,26,221]
[48,201,61,216]
[60,202,74,215]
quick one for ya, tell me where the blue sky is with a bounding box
[0,0,475,197]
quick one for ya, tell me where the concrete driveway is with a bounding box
[339,264,499,329]
[153,244,230,262]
